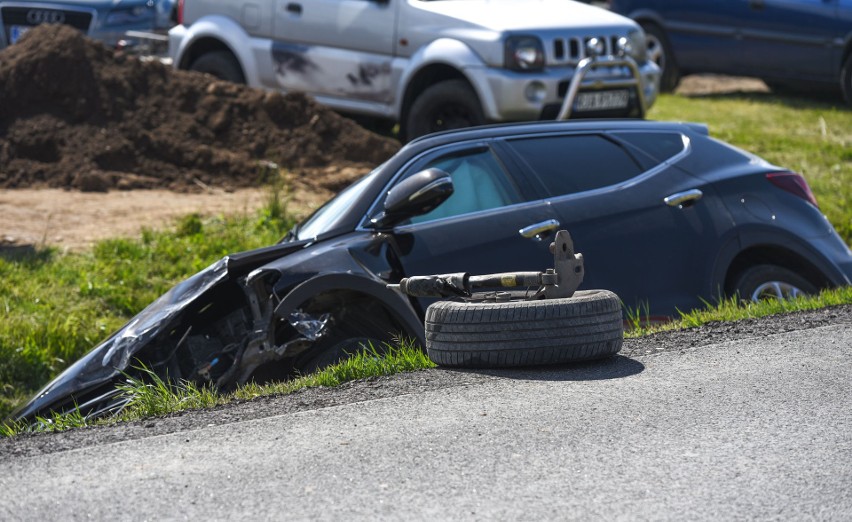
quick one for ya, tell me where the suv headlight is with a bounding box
[505,36,545,72]
[617,29,647,62]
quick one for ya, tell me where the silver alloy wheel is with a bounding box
[750,281,805,301]
[646,34,665,70]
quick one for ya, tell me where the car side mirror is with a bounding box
[369,168,454,230]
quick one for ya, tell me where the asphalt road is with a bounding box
[2,321,851,520]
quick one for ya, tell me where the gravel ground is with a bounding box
[2,303,850,459]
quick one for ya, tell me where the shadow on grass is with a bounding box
[448,355,644,382]
[0,243,54,265]
[680,90,846,111]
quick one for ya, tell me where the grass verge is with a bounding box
[3,287,850,437]
[1,340,432,436]
[0,176,296,421]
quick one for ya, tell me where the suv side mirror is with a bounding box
[369,168,453,230]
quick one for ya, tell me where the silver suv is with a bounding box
[168,0,660,140]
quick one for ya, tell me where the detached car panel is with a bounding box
[12,120,852,422]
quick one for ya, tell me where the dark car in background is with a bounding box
[0,0,176,51]
[12,119,852,423]
[608,0,852,102]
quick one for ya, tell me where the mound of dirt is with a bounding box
[0,24,400,192]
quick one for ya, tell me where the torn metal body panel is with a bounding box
[13,234,424,422]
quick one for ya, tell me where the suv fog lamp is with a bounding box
[524,81,547,103]
[585,37,605,58]
[505,36,545,72]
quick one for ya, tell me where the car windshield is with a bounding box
[295,166,382,241]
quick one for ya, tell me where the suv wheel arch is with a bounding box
[399,64,480,142]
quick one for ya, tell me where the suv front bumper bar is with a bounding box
[557,55,648,119]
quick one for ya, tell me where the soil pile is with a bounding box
[0,25,400,192]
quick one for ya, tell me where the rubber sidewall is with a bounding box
[733,265,818,301]
[189,50,246,84]
[425,290,623,368]
[404,79,485,141]
[641,22,680,93]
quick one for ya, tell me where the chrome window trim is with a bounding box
[503,129,692,205]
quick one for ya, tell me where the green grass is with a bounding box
[232,339,435,400]
[0,92,850,435]
[1,340,432,436]
[647,91,852,245]
[3,285,851,438]
[0,178,296,421]
[625,285,852,338]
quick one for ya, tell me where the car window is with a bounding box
[505,134,644,197]
[611,132,686,163]
[297,166,380,240]
[404,148,523,225]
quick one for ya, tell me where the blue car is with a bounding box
[11,119,852,422]
[0,0,176,50]
[608,0,852,102]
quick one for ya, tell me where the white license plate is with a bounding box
[10,25,31,44]
[574,90,630,112]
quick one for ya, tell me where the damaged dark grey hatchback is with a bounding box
[13,120,852,421]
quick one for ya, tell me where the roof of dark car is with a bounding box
[403,119,705,154]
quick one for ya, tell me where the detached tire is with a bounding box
[405,79,485,141]
[189,50,246,84]
[425,290,623,368]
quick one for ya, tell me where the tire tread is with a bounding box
[425,290,623,368]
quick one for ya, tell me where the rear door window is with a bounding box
[610,131,687,163]
[504,134,644,197]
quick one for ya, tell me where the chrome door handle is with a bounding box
[664,189,703,208]
[519,219,561,239]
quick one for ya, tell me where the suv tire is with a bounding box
[842,53,852,107]
[405,79,485,141]
[424,290,623,368]
[641,22,680,93]
[189,50,246,84]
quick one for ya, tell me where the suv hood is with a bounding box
[418,0,638,32]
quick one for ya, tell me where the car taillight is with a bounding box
[766,171,819,208]
[177,0,184,25]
